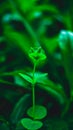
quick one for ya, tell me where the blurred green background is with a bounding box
[0,0,73,130]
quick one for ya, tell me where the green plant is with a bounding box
[19,47,47,130]
[1,0,73,130]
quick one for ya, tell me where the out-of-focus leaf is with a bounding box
[40,36,58,54]
[16,121,24,130]
[0,79,14,85]
[3,13,40,64]
[0,116,9,130]
[59,30,73,99]
[13,0,37,12]
[0,86,22,104]
[28,5,59,18]
[0,1,11,15]
[4,28,32,60]
[27,5,60,54]
[0,78,29,90]
[0,116,8,124]
[10,94,30,124]
[38,78,67,105]
[45,118,68,130]
[0,70,24,77]
[0,123,9,130]
[0,70,30,90]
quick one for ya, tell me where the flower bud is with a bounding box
[29,47,46,65]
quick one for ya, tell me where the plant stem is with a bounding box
[32,83,35,119]
[32,63,36,119]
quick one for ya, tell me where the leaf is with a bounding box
[18,72,48,84]
[29,5,59,19]
[0,85,21,104]
[59,30,73,99]
[45,118,68,130]
[34,72,48,83]
[0,123,9,130]
[38,78,67,105]
[14,0,37,12]
[18,71,67,105]
[3,13,39,60]
[0,116,8,124]
[1,70,67,105]
[18,72,32,84]
[27,105,47,119]
[40,36,58,54]
[10,94,30,124]
[0,70,23,77]
[21,118,43,130]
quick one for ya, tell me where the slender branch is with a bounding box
[32,63,36,119]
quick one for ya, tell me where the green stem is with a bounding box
[32,84,35,119]
[32,63,36,119]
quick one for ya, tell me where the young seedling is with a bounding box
[20,47,47,130]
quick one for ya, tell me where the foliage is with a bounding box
[0,0,73,130]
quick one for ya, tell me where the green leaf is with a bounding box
[27,105,47,119]
[45,118,68,130]
[10,94,30,124]
[18,72,48,84]
[40,36,58,54]
[28,5,59,20]
[0,123,9,130]
[59,30,73,99]
[0,85,21,103]
[18,71,67,105]
[14,0,37,12]
[21,118,43,130]
[34,72,48,84]
[0,116,8,124]
[18,72,33,84]
[3,13,39,60]
[38,78,67,105]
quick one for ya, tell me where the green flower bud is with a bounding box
[29,47,46,65]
